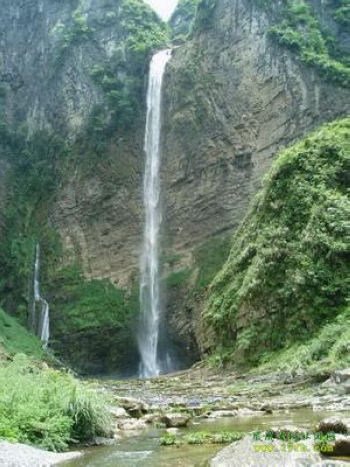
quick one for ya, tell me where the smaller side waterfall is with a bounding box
[33,244,50,348]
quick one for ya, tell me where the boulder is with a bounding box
[109,407,130,419]
[333,368,350,384]
[140,413,160,424]
[205,410,237,418]
[332,435,350,456]
[117,419,148,431]
[114,396,149,418]
[317,417,348,434]
[161,413,190,428]
[237,408,264,417]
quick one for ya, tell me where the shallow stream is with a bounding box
[66,409,343,466]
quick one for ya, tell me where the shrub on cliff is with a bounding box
[0,355,111,451]
[204,118,350,365]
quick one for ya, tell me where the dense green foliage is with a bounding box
[82,0,169,147]
[194,237,231,292]
[267,0,350,86]
[0,308,44,359]
[204,118,350,365]
[53,0,169,149]
[122,0,169,65]
[0,355,111,451]
[170,0,201,43]
[332,0,350,27]
[256,308,350,373]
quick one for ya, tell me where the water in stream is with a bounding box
[138,50,172,378]
[66,409,343,466]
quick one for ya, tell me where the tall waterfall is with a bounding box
[138,49,172,378]
[33,244,50,348]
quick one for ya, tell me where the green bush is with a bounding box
[0,355,111,451]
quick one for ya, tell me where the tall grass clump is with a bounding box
[0,355,111,451]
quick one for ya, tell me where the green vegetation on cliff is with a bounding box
[47,265,139,374]
[267,0,350,86]
[170,0,201,43]
[204,118,350,367]
[0,308,44,359]
[84,0,169,145]
[0,129,65,323]
[49,265,138,334]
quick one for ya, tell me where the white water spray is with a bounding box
[33,243,50,348]
[138,50,172,378]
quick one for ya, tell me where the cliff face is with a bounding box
[0,0,167,373]
[0,0,349,373]
[161,0,350,357]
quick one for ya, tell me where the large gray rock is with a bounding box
[210,436,346,467]
[0,442,81,466]
[114,396,149,418]
[161,413,190,427]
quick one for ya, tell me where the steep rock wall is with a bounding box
[0,0,167,373]
[161,0,350,357]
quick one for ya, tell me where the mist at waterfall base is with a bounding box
[138,50,191,379]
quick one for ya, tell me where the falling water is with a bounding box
[138,49,172,378]
[33,243,50,348]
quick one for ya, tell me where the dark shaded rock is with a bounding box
[332,435,350,456]
[317,417,349,434]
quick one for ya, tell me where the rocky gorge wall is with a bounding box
[161,0,350,357]
[0,0,349,373]
[0,0,167,374]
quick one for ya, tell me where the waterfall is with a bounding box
[33,243,50,349]
[138,49,172,378]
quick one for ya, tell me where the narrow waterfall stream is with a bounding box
[138,49,172,378]
[33,243,50,348]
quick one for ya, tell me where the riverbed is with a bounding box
[66,408,348,466]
